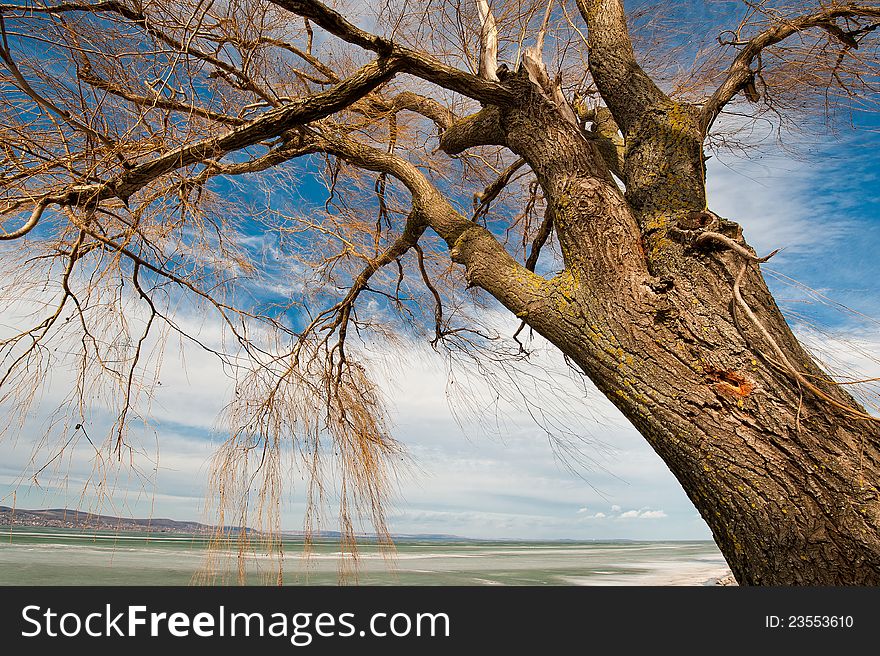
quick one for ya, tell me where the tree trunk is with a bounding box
[555,257,880,585]
[445,73,880,585]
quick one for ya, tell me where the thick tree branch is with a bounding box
[310,130,557,323]
[700,3,880,132]
[360,91,455,131]
[268,0,513,105]
[575,0,667,134]
[191,139,320,184]
[438,105,506,155]
[578,105,625,181]
[16,56,401,213]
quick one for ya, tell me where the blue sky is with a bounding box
[1,3,879,541]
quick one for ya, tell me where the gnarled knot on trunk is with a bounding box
[678,209,720,231]
[667,210,748,262]
[667,210,742,245]
[642,275,678,322]
[704,365,756,399]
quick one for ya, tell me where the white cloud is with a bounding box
[617,508,667,520]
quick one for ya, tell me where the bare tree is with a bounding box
[2,0,880,585]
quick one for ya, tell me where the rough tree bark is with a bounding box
[438,1,880,585]
[442,78,880,584]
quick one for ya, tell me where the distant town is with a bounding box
[0,505,218,534]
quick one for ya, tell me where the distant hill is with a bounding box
[0,506,466,541]
[0,505,217,533]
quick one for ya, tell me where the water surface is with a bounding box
[0,527,730,585]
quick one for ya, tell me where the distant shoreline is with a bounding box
[1,506,720,544]
[0,505,217,535]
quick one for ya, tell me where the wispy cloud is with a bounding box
[577,506,667,521]
[620,509,668,520]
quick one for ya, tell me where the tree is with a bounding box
[1,0,879,585]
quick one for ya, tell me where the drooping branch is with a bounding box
[700,3,880,132]
[297,208,429,377]
[472,157,527,221]
[0,227,83,366]
[0,16,119,151]
[413,243,446,346]
[0,200,47,240]
[0,1,279,104]
[510,200,555,351]
[524,205,553,273]
[694,231,880,424]
[116,261,157,454]
[342,211,427,315]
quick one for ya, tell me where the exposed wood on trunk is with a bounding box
[476,0,499,81]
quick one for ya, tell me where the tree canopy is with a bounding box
[2,0,880,583]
